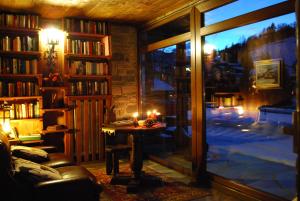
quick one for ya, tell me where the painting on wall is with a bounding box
[254,59,282,89]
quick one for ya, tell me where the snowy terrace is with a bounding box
[166,106,296,167]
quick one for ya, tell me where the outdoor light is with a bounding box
[204,44,216,55]
[235,106,244,115]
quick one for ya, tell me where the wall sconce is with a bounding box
[41,27,65,86]
[43,28,60,73]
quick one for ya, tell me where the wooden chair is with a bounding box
[104,133,131,175]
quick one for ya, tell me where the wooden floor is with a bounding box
[82,160,242,201]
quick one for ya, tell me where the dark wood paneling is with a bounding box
[75,100,82,163]
[91,99,96,160]
[83,100,89,161]
[200,0,295,36]
[98,99,104,160]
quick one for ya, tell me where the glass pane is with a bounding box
[141,41,192,173]
[204,13,296,199]
[146,15,190,44]
[205,0,288,26]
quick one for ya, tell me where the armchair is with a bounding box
[0,132,102,201]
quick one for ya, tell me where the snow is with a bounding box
[151,78,174,91]
[206,107,297,167]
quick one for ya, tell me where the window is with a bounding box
[141,41,192,171]
[204,13,297,199]
[146,15,190,44]
[205,0,288,26]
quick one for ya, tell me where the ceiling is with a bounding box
[0,0,200,25]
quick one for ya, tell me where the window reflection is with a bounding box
[205,13,296,199]
[141,41,192,171]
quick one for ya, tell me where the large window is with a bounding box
[204,13,297,199]
[141,41,192,171]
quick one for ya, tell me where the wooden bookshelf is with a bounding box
[0,51,41,57]
[64,54,111,60]
[0,96,42,101]
[0,74,42,79]
[10,117,42,121]
[67,32,108,39]
[42,129,70,134]
[0,26,40,34]
[66,74,112,80]
[63,17,112,162]
[42,107,70,112]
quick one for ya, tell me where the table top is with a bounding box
[102,122,166,135]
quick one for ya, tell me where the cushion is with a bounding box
[11,145,49,163]
[13,157,62,182]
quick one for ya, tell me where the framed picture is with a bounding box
[254,59,282,89]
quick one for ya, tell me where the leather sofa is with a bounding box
[0,133,102,201]
[12,146,75,168]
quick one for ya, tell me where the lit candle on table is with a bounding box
[152,109,157,120]
[133,112,139,127]
[147,111,151,119]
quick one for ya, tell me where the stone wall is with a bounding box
[110,24,138,120]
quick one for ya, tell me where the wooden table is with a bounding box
[102,123,166,193]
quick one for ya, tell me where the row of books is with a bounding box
[64,19,108,35]
[70,81,108,96]
[0,57,38,74]
[0,81,39,97]
[69,61,109,75]
[0,13,39,29]
[66,39,105,56]
[1,36,38,52]
[9,102,40,119]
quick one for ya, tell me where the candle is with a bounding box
[152,109,157,120]
[132,112,139,127]
[147,111,151,119]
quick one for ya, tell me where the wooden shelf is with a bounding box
[21,140,44,145]
[0,74,42,79]
[10,117,43,121]
[42,129,70,134]
[67,32,108,39]
[0,96,42,101]
[66,74,111,80]
[66,95,111,100]
[0,50,41,57]
[0,26,40,34]
[40,86,66,91]
[42,108,69,112]
[65,53,111,61]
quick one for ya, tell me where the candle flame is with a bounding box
[133,112,138,118]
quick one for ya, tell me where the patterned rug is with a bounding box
[87,162,210,201]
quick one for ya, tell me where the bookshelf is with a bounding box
[63,17,112,162]
[0,11,43,145]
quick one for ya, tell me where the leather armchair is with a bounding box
[11,145,74,168]
[0,133,102,201]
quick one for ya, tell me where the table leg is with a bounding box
[130,133,143,178]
